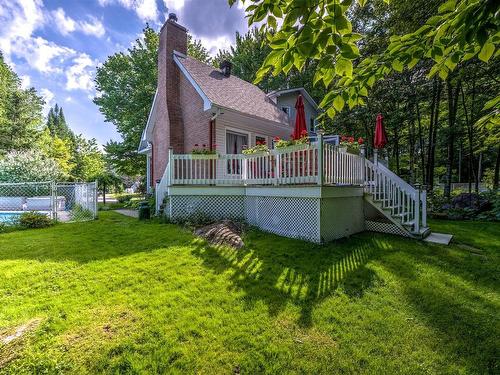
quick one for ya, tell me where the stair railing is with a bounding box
[364,159,426,233]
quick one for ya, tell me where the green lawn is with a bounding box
[0,212,498,374]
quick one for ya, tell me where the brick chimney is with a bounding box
[153,13,187,181]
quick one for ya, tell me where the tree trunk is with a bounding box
[427,78,442,191]
[444,79,461,198]
[415,98,426,184]
[494,145,500,190]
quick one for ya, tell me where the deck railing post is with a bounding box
[421,185,427,228]
[414,183,421,233]
[317,131,324,186]
[360,144,366,186]
[168,147,174,186]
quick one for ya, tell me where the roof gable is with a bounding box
[173,52,288,125]
[267,87,319,111]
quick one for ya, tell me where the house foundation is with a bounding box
[166,186,365,243]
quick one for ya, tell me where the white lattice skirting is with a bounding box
[365,220,411,237]
[167,186,366,243]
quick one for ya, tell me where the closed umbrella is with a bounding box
[292,94,307,140]
[373,113,387,164]
[374,113,387,149]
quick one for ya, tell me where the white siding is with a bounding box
[215,110,292,154]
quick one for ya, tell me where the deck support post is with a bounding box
[360,145,366,186]
[317,131,324,186]
[414,183,421,233]
[168,147,174,186]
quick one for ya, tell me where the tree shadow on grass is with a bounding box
[191,229,382,327]
[376,241,499,373]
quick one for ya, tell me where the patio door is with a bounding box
[226,131,248,154]
[226,131,248,176]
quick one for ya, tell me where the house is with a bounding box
[267,88,319,134]
[138,14,319,190]
[138,15,429,244]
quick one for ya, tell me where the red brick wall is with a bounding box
[180,74,211,152]
[152,18,188,183]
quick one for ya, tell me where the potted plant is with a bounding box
[339,136,364,154]
[242,140,270,155]
[191,144,217,158]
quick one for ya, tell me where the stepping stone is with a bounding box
[424,232,453,245]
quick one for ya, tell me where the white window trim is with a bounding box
[255,134,268,146]
[224,126,251,155]
[281,106,291,115]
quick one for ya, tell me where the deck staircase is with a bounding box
[363,159,430,239]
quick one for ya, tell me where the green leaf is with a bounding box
[333,95,345,112]
[359,86,368,97]
[438,67,448,80]
[335,58,353,77]
[327,106,336,118]
[438,0,456,14]
[478,42,495,62]
[391,59,404,72]
[408,57,419,69]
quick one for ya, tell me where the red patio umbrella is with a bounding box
[374,113,387,149]
[292,94,307,140]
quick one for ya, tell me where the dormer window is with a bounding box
[281,106,291,115]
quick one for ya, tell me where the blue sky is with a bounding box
[0,0,248,147]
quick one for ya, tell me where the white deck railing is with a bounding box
[166,142,364,187]
[156,138,427,232]
[364,159,427,232]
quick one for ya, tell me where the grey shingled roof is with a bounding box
[175,54,289,125]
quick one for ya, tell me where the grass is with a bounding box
[0,212,498,374]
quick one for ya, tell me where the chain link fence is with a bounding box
[0,181,97,224]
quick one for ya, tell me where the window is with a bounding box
[281,106,291,115]
[226,130,248,174]
[226,131,248,154]
[255,136,266,145]
[310,118,317,132]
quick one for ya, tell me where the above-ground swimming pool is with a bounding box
[0,211,52,224]
[0,212,22,224]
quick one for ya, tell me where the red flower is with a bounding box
[256,141,262,145]
[274,136,281,141]
[348,136,354,143]
[194,143,199,147]
[358,137,364,144]
[341,136,347,142]
[301,130,308,136]
[202,144,206,147]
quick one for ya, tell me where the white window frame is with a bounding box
[281,106,291,116]
[255,134,268,147]
[224,127,251,155]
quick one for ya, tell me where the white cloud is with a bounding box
[79,18,106,38]
[20,75,31,89]
[11,36,75,73]
[197,35,233,56]
[0,0,46,62]
[163,0,185,11]
[65,96,73,102]
[52,7,105,38]
[98,0,158,21]
[65,54,96,92]
[40,88,55,115]
[52,7,76,35]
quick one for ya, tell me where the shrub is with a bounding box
[70,205,94,221]
[116,194,135,203]
[19,212,53,229]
